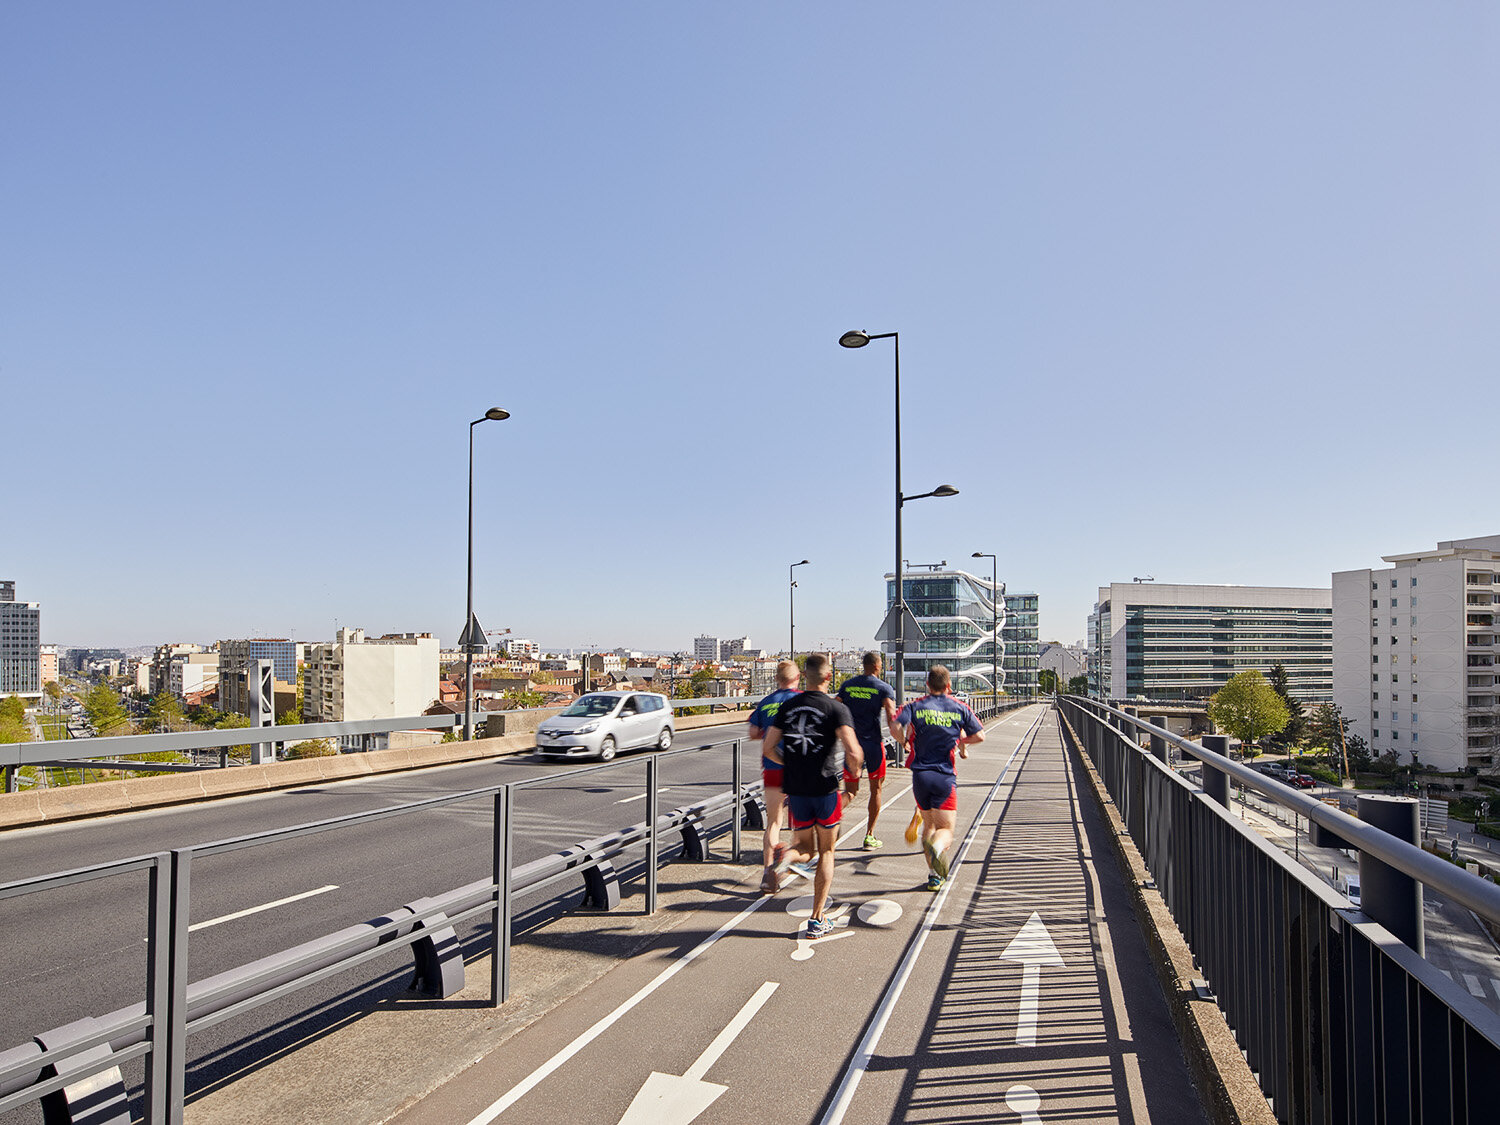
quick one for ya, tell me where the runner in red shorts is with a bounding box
[894,665,985,890]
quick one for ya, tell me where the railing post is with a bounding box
[143,854,171,1124]
[1149,716,1168,764]
[731,739,742,862]
[1201,734,1231,808]
[165,849,192,1123]
[490,786,512,1007]
[3,766,15,793]
[645,757,659,914]
[1357,795,1425,955]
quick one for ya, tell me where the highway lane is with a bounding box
[0,724,756,1116]
[391,706,1206,1125]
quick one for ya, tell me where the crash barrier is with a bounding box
[0,738,761,1124]
[1058,696,1500,1125]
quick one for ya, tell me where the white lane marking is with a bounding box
[1006,1085,1044,1124]
[1491,978,1500,999]
[1464,973,1486,997]
[465,887,778,1123]
[792,916,855,961]
[189,885,339,933]
[818,709,1046,1125]
[617,982,778,1125]
[1001,912,1065,1047]
[857,900,903,926]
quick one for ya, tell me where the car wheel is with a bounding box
[599,736,617,762]
[657,726,673,750]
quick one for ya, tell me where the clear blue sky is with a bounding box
[5,4,1498,652]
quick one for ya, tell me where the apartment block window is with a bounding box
[1412,694,1418,703]
[1373,655,1379,664]
[1372,673,1379,681]
[1412,617,1418,627]
[1412,577,1418,587]
[1372,618,1379,628]
[1371,582,1378,591]
[1392,599,1398,608]
[1374,729,1381,738]
[1373,692,1380,701]
[1412,732,1419,742]
[1392,674,1399,682]
[1372,600,1379,609]
[1411,714,1418,724]
[1412,597,1417,607]
[1392,712,1400,722]
[1373,636,1380,646]
[1392,579,1398,588]
[1391,637,1398,646]
[1391,617,1398,627]
[1373,712,1380,720]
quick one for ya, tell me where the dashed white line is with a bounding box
[189,884,339,932]
[1464,973,1485,998]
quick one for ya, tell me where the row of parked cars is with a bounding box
[1257,761,1317,789]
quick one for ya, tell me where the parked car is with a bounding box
[1291,773,1317,790]
[533,692,674,761]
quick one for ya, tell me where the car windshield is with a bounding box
[560,695,619,718]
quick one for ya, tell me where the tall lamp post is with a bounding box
[463,407,510,741]
[972,552,1001,712]
[839,328,961,706]
[789,559,809,657]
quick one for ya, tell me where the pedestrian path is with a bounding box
[389,706,1210,1125]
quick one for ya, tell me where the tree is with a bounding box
[278,680,306,725]
[1207,671,1290,758]
[531,670,555,685]
[1263,664,1307,751]
[144,691,186,734]
[285,738,337,759]
[83,683,131,735]
[0,695,25,724]
[501,688,545,709]
[1038,669,1059,695]
[1066,674,1089,696]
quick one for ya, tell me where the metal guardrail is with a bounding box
[0,735,762,1124]
[1058,695,1500,1124]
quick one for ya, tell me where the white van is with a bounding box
[1341,874,1362,909]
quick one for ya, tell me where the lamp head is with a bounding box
[838,330,871,349]
[933,484,959,497]
[795,558,809,566]
[484,407,511,421]
[971,551,985,559]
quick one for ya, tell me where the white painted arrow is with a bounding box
[617,981,778,1125]
[1000,912,1064,1047]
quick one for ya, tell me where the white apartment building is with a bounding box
[169,652,219,698]
[1332,534,1500,773]
[508,638,540,659]
[1089,582,1332,703]
[302,628,440,722]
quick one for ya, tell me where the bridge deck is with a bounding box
[185,708,1218,1125]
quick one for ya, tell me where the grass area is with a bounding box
[36,715,68,741]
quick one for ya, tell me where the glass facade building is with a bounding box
[0,580,41,698]
[884,569,1037,698]
[1089,582,1332,703]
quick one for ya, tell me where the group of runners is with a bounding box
[748,652,986,939]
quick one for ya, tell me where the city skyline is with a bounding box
[7,7,1497,652]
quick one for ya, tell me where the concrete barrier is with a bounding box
[0,713,748,832]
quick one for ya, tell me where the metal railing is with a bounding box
[1058,696,1500,1124]
[0,736,761,1124]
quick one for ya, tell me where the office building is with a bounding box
[0,580,41,698]
[1088,582,1332,703]
[1332,534,1500,773]
[218,638,300,716]
[884,567,1007,699]
[302,628,439,723]
[694,634,720,663]
[1003,592,1041,697]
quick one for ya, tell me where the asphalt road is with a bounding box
[0,724,757,1121]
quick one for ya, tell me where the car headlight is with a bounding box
[573,722,598,735]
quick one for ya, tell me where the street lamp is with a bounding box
[789,559,810,658]
[972,552,1002,712]
[463,407,510,741]
[840,325,962,706]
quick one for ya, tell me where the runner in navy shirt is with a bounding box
[748,661,800,893]
[895,665,985,890]
[764,654,863,937]
[836,652,899,851]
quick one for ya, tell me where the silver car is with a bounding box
[533,691,674,761]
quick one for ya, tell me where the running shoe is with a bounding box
[789,859,818,880]
[863,834,884,851]
[806,916,832,939]
[771,844,791,874]
[760,868,779,894]
[926,874,944,892]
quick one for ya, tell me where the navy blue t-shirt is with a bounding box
[773,691,855,797]
[836,674,896,749]
[896,693,982,779]
[750,687,798,767]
